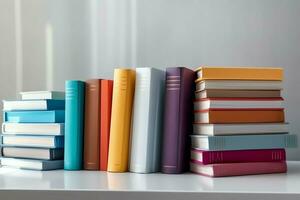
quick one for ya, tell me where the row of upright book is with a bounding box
[1,66,298,177]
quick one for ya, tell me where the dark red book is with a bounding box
[191,148,286,165]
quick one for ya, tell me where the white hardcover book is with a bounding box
[20,91,65,100]
[129,68,165,173]
[196,80,282,91]
[2,99,64,111]
[2,147,64,160]
[194,98,284,110]
[2,123,64,135]
[0,158,64,170]
[2,135,64,148]
[193,123,289,136]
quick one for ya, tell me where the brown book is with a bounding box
[195,90,281,99]
[194,109,284,123]
[84,79,101,170]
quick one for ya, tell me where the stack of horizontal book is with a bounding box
[1,91,65,170]
[190,66,297,177]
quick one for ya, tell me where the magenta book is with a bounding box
[191,148,286,165]
[190,161,287,177]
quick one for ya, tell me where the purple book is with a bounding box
[161,67,195,174]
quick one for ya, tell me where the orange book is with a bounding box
[194,109,285,124]
[195,66,283,82]
[100,80,113,171]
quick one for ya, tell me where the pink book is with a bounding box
[191,148,286,165]
[190,160,287,177]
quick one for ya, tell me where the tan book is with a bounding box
[195,90,281,99]
[83,79,101,170]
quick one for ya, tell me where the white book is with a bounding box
[2,99,64,111]
[0,158,63,170]
[196,80,282,91]
[129,68,165,173]
[2,147,64,160]
[194,98,284,110]
[2,123,64,135]
[193,123,289,136]
[20,91,65,100]
[2,135,64,148]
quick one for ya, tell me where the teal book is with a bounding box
[191,134,297,151]
[3,110,65,123]
[64,80,85,170]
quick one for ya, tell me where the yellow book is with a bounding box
[195,66,283,82]
[108,68,136,172]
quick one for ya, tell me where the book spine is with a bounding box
[64,80,85,170]
[200,149,286,164]
[162,67,194,173]
[84,79,101,170]
[161,68,181,173]
[100,80,113,171]
[130,68,151,173]
[107,69,135,172]
[3,110,65,123]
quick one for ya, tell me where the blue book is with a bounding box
[191,134,297,151]
[64,80,85,170]
[1,135,64,148]
[3,110,65,123]
[3,100,65,111]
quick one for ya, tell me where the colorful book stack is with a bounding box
[1,91,65,170]
[190,66,297,177]
[64,79,113,171]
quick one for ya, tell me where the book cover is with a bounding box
[130,68,165,173]
[190,134,297,151]
[3,100,65,111]
[2,147,64,160]
[194,109,285,123]
[2,123,64,135]
[20,91,65,100]
[161,67,195,174]
[0,157,64,171]
[64,80,85,170]
[195,66,283,82]
[3,110,65,123]
[100,79,113,171]
[195,89,281,99]
[190,161,287,177]
[84,79,101,170]
[191,149,286,164]
[2,135,64,148]
[107,69,135,172]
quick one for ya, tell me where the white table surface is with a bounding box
[0,161,299,200]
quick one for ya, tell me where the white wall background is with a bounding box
[0,0,299,159]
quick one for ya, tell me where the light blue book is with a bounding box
[191,134,297,151]
[3,99,65,111]
[64,80,85,170]
[3,110,65,123]
[1,135,64,148]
